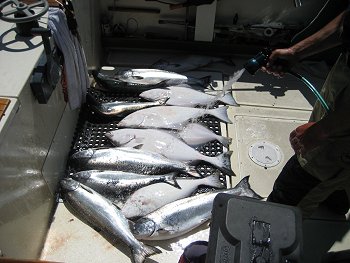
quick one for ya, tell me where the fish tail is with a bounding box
[133,244,162,263]
[207,151,234,177]
[235,176,263,200]
[164,173,181,189]
[203,174,225,189]
[219,92,238,106]
[208,106,232,124]
[216,135,232,148]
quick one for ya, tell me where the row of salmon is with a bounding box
[60,69,260,263]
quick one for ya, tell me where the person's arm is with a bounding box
[290,11,345,60]
[265,11,346,75]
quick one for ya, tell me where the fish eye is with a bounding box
[60,178,80,192]
[72,171,90,180]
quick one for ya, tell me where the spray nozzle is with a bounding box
[244,48,330,113]
[244,48,272,75]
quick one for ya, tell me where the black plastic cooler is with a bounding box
[206,194,303,263]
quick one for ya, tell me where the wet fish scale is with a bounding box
[132,176,262,241]
[60,178,161,263]
[69,147,193,175]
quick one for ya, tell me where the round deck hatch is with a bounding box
[248,141,282,168]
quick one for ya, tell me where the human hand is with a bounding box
[289,122,320,155]
[261,48,298,77]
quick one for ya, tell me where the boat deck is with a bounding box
[40,54,349,263]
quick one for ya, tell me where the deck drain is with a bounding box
[248,141,282,168]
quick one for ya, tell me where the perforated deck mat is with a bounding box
[69,88,228,188]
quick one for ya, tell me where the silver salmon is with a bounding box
[121,174,224,219]
[92,70,211,92]
[68,147,201,177]
[90,98,168,117]
[115,68,211,87]
[60,178,161,263]
[132,176,262,240]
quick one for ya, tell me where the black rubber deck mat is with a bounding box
[69,87,228,187]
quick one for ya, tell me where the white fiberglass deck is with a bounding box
[40,56,349,263]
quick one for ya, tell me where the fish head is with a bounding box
[105,132,136,146]
[69,149,95,168]
[139,89,169,101]
[70,171,92,182]
[60,178,80,192]
[95,72,125,89]
[115,69,131,78]
[115,69,135,81]
[104,78,124,88]
[117,114,147,128]
[132,218,157,239]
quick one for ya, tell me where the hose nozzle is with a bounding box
[244,48,272,75]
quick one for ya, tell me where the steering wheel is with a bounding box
[0,0,49,23]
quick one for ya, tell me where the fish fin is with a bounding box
[121,137,145,148]
[79,183,94,194]
[124,136,139,147]
[131,144,144,150]
[158,97,170,105]
[152,79,170,89]
[219,92,239,106]
[128,219,135,229]
[164,173,181,189]
[200,218,211,225]
[208,106,232,124]
[202,174,225,189]
[216,136,232,148]
[157,227,173,234]
[112,201,122,210]
[132,244,162,263]
[234,176,263,200]
[186,167,203,178]
[214,151,235,177]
